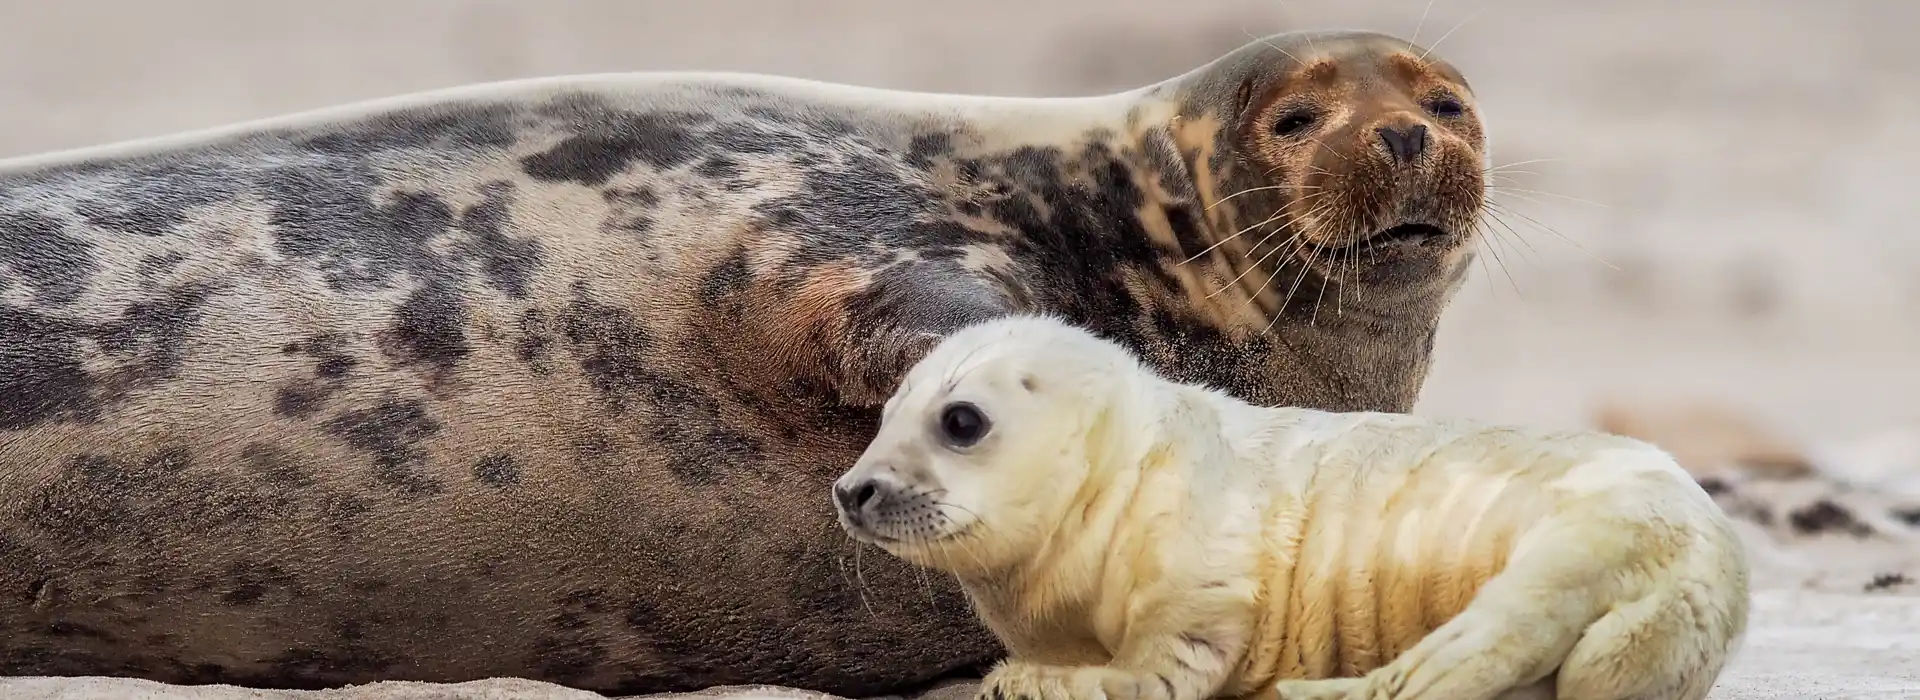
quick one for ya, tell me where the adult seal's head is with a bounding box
[1152,29,1488,312]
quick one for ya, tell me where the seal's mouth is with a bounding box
[843,518,969,552]
[1312,222,1451,257]
[1369,223,1450,245]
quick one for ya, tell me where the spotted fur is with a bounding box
[0,30,1486,696]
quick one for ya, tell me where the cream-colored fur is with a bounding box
[833,315,1752,700]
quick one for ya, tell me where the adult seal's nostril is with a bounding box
[1375,124,1428,165]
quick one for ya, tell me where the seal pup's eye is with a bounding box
[937,402,991,449]
[1424,97,1466,119]
[1272,111,1318,137]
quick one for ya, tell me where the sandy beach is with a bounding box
[0,0,1913,697]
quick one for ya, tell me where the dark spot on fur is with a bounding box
[520,110,712,186]
[264,166,449,292]
[1788,499,1872,537]
[0,210,97,304]
[0,282,217,430]
[473,452,521,487]
[322,399,444,497]
[1893,507,1920,527]
[240,443,312,488]
[515,308,555,374]
[530,588,614,683]
[381,279,470,372]
[603,186,660,236]
[696,156,743,180]
[274,381,333,418]
[560,283,658,412]
[608,186,659,208]
[751,131,994,271]
[0,308,94,430]
[1864,572,1912,592]
[219,562,296,607]
[295,102,518,154]
[282,334,358,379]
[137,250,188,278]
[621,594,725,680]
[1696,477,1729,496]
[1155,673,1175,698]
[697,250,752,304]
[460,182,541,299]
[904,133,954,169]
[90,282,219,375]
[25,447,265,546]
[1164,205,1208,259]
[568,427,614,460]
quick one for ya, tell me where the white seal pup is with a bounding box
[832,315,1752,700]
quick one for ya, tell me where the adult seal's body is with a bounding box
[833,315,1752,700]
[0,31,1489,695]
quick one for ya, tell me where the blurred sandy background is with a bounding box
[0,0,1914,697]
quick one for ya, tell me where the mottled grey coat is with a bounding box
[0,30,1486,698]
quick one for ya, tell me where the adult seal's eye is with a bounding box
[1272,111,1317,137]
[1425,97,1465,118]
[937,402,991,448]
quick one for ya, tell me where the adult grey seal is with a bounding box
[833,314,1751,700]
[0,29,1488,696]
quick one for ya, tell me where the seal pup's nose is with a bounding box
[1376,124,1428,165]
[833,477,891,522]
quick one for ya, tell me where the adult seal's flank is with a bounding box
[835,315,1751,700]
[0,30,1488,696]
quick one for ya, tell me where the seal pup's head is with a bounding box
[1167,29,1489,298]
[831,314,1157,575]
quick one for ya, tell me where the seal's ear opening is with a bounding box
[1232,77,1255,123]
[1020,375,1037,393]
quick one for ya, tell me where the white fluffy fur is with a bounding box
[833,314,1752,700]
